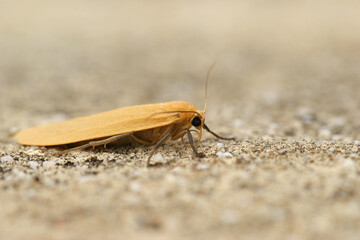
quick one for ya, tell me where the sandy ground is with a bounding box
[1,1,360,239]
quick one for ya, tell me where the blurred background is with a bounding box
[2,1,360,239]
[1,0,360,139]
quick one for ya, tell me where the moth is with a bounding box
[16,65,234,166]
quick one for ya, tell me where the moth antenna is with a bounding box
[204,62,216,114]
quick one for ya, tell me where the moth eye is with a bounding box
[191,116,202,127]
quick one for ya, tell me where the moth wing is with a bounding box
[16,103,181,146]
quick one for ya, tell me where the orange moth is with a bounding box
[16,65,234,166]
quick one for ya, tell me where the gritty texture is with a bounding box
[1,1,360,240]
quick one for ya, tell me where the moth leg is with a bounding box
[186,128,201,158]
[147,129,173,166]
[58,132,134,155]
[131,134,151,145]
[203,123,235,140]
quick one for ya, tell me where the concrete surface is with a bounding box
[1,1,360,239]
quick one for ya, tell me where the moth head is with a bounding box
[179,112,204,149]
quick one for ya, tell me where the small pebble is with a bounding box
[43,161,56,168]
[223,152,233,158]
[25,148,43,156]
[102,157,108,166]
[8,126,19,135]
[28,161,39,169]
[216,152,233,158]
[1,155,14,163]
[196,164,209,170]
[216,142,224,148]
[153,153,164,161]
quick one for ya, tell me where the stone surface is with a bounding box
[1,1,360,239]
